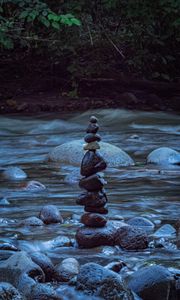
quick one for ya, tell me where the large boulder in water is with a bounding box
[147,147,180,165]
[48,140,134,167]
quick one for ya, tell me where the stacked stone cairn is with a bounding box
[76,116,108,228]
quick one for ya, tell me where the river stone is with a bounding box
[39,205,63,225]
[55,258,79,282]
[128,265,176,300]
[115,225,148,250]
[0,243,18,252]
[20,216,44,226]
[79,174,105,191]
[81,213,107,227]
[84,205,108,214]
[76,191,107,207]
[127,217,155,233]
[48,140,134,167]
[153,224,176,238]
[0,282,24,300]
[23,180,46,191]
[30,252,58,282]
[86,123,99,133]
[0,251,45,287]
[2,167,27,181]
[90,116,98,123]
[52,236,72,248]
[147,147,180,165]
[105,260,126,273]
[81,151,107,177]
[76,262,134,299]
[83,141,100,150]
[76,220,125,248]
[29,283,61,300]
[84,133,101,143]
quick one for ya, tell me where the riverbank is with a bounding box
[1,74,180,114]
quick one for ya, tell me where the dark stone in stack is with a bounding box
[76,116,108,230]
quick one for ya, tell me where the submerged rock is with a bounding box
[0,282,24,300]
[2,167,27,181]
[153,224,176,238]
[39,205,63,225]
[76,262,135,299]
[23,180,46,191]
[127,217,155,233]
[147,147,180,165]
[128,265,176,300]
[20,216,44,226]
[48,140,134,167]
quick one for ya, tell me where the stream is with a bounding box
[0,109,180,273]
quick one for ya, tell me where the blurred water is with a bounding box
[0,109,180,270]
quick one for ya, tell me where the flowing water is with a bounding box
[0,109,180,272]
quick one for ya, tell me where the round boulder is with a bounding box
[147,147,180,165]
[48,140,134,167]
[114,225,148,250]
[39,205,63,225]
[128,265,176,300]
[76,262,134,299]
[55,258,79,282]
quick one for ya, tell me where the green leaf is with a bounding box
[19,11,29,19]
[51,21,60,30]
[40,16,50,27]
[70,17,81,26]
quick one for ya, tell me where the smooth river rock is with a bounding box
[81,213,107,227]
[76,262,135,299]
[2,167,27,181]
[55,258,79,282]
[81,151,107,177]
[128,265,176,300]
[147,147,180,165]
[39,205,63,225]
[48,140,134,167]
[77,190,107,207]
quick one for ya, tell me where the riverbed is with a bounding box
[0,109,180,271]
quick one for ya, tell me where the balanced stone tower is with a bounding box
[76,116,109,246]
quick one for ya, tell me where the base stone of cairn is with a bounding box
[76,116,122,248]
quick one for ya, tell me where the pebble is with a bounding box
[39,205,63,225]
[83,141,100,150]
[81,213,107,227]
[90,116,98,123]
[86,123,99,134]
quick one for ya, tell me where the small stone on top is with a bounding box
[90,116,98,123]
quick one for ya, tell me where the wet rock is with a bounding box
[20,216,44,226]
[79,174,105,191]
[55,258,79,282]
[84,133,101,143]
[17,272,36,298]
[2,167,27,181]
[76,220,124,248]
[76,191,107,207]
[81,213,107,227]
[29,283,61,300]
[90,116,98,123]
[128,265,176,300]
[76,262,134,299]
[52,236,72,248]
[39,205,63,225]
[115,225,148,250]
[153,224,176,238]
[48,140,134,167]
[56,286,101,300]
[84,205,108,214]
[86,123,99,134]
[23,180,46,191]
[0,243,18,252]
[0,197,10,205]
[105,260,126,273]
[0,282,24,300]
[127,217,155,233]
[147,147,180,165]
[81,151,107,177]
[83,141,100,150]
[0,251,45,287]
[30,252,57,282]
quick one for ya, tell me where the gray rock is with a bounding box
[0,251,45,287]
[48,140,134,167]
[23,180,46,191]
[56,258,79,282]
[76,262,134,299]
[147,147,180,165]
[20,216,44,226]
[0,197,10,205]
[52,236,72,248]
[115,225,148,250]
[39,205,63,225]
[127,217,155,233]
[2,167,27,181]
[30,252,57,282]
[56,286,101,300]
[153,224,176,238]
[0,282,24,300]
[29,283,61,300]
[128,265,176,300]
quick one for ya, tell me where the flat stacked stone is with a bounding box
[76,116,108,228]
